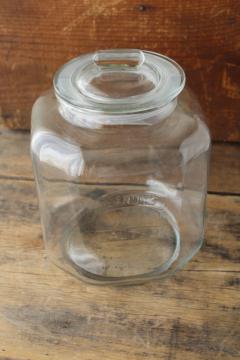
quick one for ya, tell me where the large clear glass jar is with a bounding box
[31,50,210,285]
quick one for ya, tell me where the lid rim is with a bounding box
[53,50,186,115]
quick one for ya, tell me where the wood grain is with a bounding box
[0,178,239,272]
[0,270,239,360]
[209,143,240,194]
[0,0,239,141]
[0,177,239,359]
[0,130,239,359]
[0,130,239,194]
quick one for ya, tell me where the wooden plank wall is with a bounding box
[0,0,239,141]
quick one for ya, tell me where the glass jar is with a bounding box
[31,49,210,285]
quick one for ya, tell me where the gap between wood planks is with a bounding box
[0,174,239,197]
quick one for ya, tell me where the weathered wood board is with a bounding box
[0,0,239,140]
[0,130,239,359]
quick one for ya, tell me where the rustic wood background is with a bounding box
[0,0,239,140]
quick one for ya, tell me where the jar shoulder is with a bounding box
[31,88,211,171]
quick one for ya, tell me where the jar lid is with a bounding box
[54,49,185,115]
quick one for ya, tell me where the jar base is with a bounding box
[61,191,180,283]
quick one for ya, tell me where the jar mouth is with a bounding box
[53,50,185,116]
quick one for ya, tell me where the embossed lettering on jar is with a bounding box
[31,49,211,285]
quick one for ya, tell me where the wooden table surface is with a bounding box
[0,129,239,360]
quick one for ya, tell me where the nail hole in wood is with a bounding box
[137,4,150,12]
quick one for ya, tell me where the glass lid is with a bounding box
[54,49,185,114]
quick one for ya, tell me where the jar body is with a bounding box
[31,87,210,285]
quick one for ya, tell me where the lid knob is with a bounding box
[93,49,145,69]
